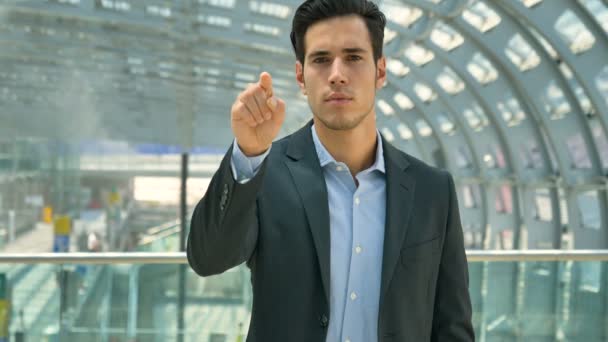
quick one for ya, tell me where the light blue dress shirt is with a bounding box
[231,126,387,342]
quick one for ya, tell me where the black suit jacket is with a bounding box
[187,123,474,341]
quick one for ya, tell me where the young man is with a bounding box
[187,1,474,341]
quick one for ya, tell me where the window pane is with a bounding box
[462,1,501,33]
[495,185,513,214]
[467,53,498,84]
[505,33,541,72]
[577,191,601,230]
[554,10,596,54]
[566,133,592,169]
[534,188,553,222]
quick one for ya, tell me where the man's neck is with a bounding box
[313,114,378,176]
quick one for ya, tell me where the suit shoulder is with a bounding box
[397,149,452,182]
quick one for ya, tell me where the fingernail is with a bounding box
[269,97,277,108]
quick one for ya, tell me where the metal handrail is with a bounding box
[0,250,607,264]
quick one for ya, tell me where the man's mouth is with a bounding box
[325,93,353,104]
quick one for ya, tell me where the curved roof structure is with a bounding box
[1,0,608,248]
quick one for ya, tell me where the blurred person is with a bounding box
[187,1,474,341]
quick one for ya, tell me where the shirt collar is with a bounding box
[311,125,386,174]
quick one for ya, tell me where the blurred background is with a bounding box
[0,0,607,341]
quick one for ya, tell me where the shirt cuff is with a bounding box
[230,139,271,184]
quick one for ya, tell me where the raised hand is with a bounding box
[230,72,286,156]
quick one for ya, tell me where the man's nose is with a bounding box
[328,59,348,85]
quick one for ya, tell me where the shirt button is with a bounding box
[345,339,351,342]
[336,165,344,171]
[319,314,329,327]
[355,197,360,205]
[355,245,362,254]
[350,291,357,301]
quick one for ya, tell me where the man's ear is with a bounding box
[296,61,307,95]
[376,56,387,89]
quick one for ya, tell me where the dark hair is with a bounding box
[290,0,386,64]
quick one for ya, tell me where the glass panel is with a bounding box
[380,127,395,142]
[436,113,456,134]
[382,4,423,28]
[462,1,502,33]
[518,0,543,8]
[249,1,291,19]
[558,188,570,226]
[590,119,608,169]
[404,44,435,67]
[0,258,606,340]
[580,0,608,33]
[505,33,541,72]
[462,103,489,131]
[386,58,410,77]
[456,145,473,169]
[520,139,544,169]
[413,82,437,103]
[577,191,601,230]
[97,0,131,12]
[1,263,251,341]
[467,53,498,85]
[595,65,608,108]
[384,27,398,45]
[534,188,553,222]
[396,123,414,140]
[415,119,433,137]
[495,185,513,214]
[565,133,592,169]
[430,22,464,52]
[554,10,596,54]
[0,137,191,253]
[461,185,480,209]
[377,99,395,116]
[243,23,280,37]
[497,96,527,126]
[484,144,507,169]
[436,66,465,95]
[541,81,571,120]
[393,92,414,110]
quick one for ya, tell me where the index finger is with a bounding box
[258,72,273,98]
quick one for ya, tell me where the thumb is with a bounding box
[259,72,274,97]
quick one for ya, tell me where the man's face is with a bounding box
[296,15,386,131]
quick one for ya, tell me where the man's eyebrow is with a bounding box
[307,47,367,59]
[307,50,330,59]
[343,47,366,54]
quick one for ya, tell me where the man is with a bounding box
[187,0,475,341]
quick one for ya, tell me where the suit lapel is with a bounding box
[380,140,416,308]
[284,123,331,302]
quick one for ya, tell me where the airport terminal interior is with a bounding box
[0,0,607,341]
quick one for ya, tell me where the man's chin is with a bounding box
[315,114,364,131]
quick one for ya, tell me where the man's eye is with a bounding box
[348,55,362,61]
[313,57,329,63]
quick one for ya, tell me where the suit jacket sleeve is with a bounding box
[187,144,267,276]
[431,172,475,341]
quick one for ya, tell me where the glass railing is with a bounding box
[0,251,605,341]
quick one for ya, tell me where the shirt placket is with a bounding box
[341,176,370,342]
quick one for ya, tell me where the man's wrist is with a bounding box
[238,143,271,157]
